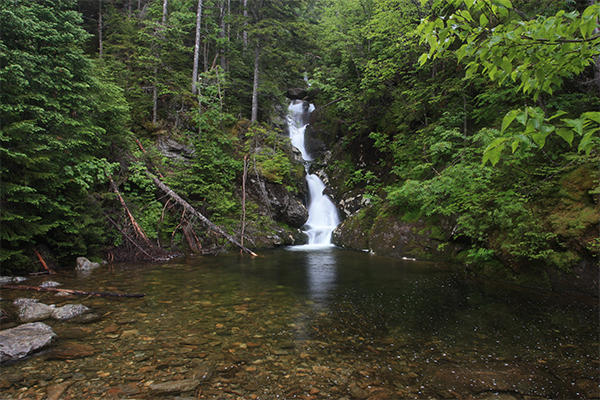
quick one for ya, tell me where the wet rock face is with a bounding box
[0,322,56,363]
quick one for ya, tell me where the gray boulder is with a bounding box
[0,322,56,363]
[52,304,89,320]
[75,257,100,272]
[13,298,55,322]
[157,137,195,161]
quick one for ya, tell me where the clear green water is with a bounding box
[1,247,598,399]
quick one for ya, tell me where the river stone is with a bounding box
[190,363,214,381]
[39,281,61,288]
[76,257,100,272]
[14,298,55,322]
[0,322,56,362]
[0,276,26,284]
[45,381,73,400]
[52,304,89,320]
[68,312,102,324]
[148,378,200,394]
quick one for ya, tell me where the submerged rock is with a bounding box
[0,322,56,363]
[148,378,201,394]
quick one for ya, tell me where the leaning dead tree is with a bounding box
[147,172,258,256]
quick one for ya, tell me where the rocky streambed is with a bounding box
[0,249,598,399]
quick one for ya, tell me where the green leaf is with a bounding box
[494,0,513,9]
[515,109,528,126]
[556,128,574,146]
[480,13,489,27]
[511,138,522,153]
[578,129,599,155]
[582,112,600,124]
[563,118,585,136]
[501,109,519,133]
[482,137,508,166]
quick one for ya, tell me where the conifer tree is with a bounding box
[0,0,130,270]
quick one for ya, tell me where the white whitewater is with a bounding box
[288,100,340,245]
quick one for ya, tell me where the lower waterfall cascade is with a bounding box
[288,100,340,245]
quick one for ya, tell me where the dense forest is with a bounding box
[1,0,598,295]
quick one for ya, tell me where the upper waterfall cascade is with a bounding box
[288,100,340,245]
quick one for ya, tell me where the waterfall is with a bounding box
[288,100,340,245]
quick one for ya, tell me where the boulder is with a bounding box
[13,298,55,322]
[76,257,100,272]
[52,304,90,320]
[286,88,308,100]
[0,322,56,363]
[157,137,195,161]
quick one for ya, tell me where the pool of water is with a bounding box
[1,247,598,399]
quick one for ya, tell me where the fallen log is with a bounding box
[147,172,258,256]
[1,285,145,298]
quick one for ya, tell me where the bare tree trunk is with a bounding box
[592,0,600,96]
[162,0,168,25]
[219,1,227,71]
[242,0,248,51]
[153,67,158,124]
[192,0,203,95]
[251,41,260,123]
[240,155,248,246]
[98,0,103,58]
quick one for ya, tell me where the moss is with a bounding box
[548,251,581,273]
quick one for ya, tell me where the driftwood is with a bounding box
[103,213,160,261]
[35,251,56,274]
[147,172,258,256]
[109,176,151,243]
[1,285,145,298]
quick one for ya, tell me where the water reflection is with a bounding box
[1,248,597,399]
[288,246,338,307]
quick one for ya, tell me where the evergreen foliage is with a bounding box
[1,0,131,270]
